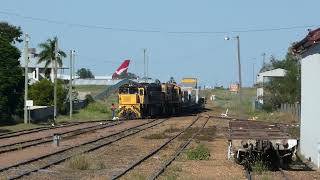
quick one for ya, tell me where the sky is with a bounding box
[1,0,319,87]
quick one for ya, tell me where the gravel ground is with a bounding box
[157,117,246,180]
[121,116,208,179]
[20,116,197,180]
[0,122,103,146]
[3,104,319,180]
[0,120,144,168]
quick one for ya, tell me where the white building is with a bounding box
[292,28,320,167]
[256,68,287,104]
[19,48,69,84]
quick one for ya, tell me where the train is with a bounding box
[118,79,202,119]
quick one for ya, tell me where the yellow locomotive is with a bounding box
[118,81,182,119]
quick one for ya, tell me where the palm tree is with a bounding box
[38,37,66,123]
[38,37,66,80]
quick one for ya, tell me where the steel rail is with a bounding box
[148,117,210,180]
[111,116,202,179]
[0,119,115,139]
[245,168,252,180]
[0,123,81,139]
[1,118,168,179]
[0,121,122,154]
[279,168,290,180]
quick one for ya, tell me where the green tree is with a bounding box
[0,22,24,123]
[119,72,137,79]
[262,48,300,111]
[28,79,68,113]
[37,37,66,78]
[76,68,95,79]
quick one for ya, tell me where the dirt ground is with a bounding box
[0,120,144,167]
[3,103,320,180]
[19,113,247,180]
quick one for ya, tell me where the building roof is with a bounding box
[292,28,320,54]
[256,68,287,83]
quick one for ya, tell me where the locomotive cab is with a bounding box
[118,84,142,119]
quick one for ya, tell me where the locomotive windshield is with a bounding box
[119,87,138,94]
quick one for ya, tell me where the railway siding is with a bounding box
[0,119,167,179]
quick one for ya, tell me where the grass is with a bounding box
[67,154,91,170]
[0,123,45,134]
[162,165,182,180]
[66,154,106,170]
[143,132,170,139]
[129,173,146,180]
[186,143,210,160]
[203,88,299,124]
[251,160,268,174]
[57,92,118,123]
[178,126,216,142]
[57,101,112,123]
[195,126,216,141]
[163,126,181,134]
[74,85,108,97]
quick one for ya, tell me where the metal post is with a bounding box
[143,49,146,81]
[236,36,242,103]
[252,63,255,87]
[69,50,73,119]
[54,39,58,123]
[72,51,75,85]
[24,33,29,124]
[146,54,149,79]
[262,52,266,66]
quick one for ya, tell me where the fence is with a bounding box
[280,103,301,121]
[30,100,88,123]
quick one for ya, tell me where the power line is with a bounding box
[0,10,319,34]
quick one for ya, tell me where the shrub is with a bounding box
[252,160,268,174]
[186,144,210,160]
[85,94,95,104]
[28,79,68,114]
[67,154,91,170]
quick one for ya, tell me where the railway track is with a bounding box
[111,115,210,179]
[245,168,252,180]
[0,119,112,140]
[0,118,168,180]
[0,121,122,154]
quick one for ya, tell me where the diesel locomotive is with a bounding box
[118,81,182,119]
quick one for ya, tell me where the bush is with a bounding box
[67,154,91,170]
[252,160,268,174]
[67,154,107,170]
[186,144,210,160]
[85,94,94,104]
[28,79,68,113]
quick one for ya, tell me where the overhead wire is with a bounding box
[0,10,319,34]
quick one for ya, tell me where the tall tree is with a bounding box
[76,68,95,79]
[262,48,300,111]
[0,22,24,123]
[37,37,66,78]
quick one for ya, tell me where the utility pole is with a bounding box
[54,38,58,123]
[143,49,146,81]
[262,52,266,66]
[252,63,255,87]
[72,51,75,85]
[236,36,242,102]
[69,50,73,120]
[146,54,149,79]
[24,33,29,124]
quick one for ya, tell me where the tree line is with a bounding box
[260,48,300,112]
